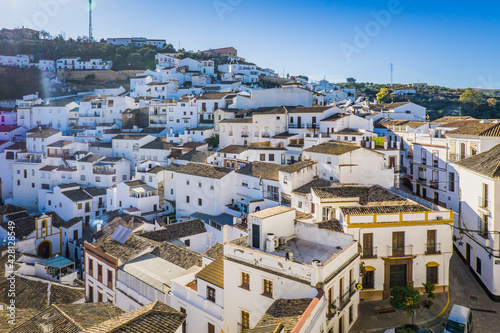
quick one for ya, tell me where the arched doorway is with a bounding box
[37,241,51,258]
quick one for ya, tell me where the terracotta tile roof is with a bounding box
[218,145,247,154]
[251,206,294,219]
[150,241,203,270]
[316,219,344,232]
[26,127,61,138]
[62,189,93,202]
[177,150,215,163]
[286,106,332,114]
[341,204,430,215]
[279,160,317,174]
[0,309,39,333]
[370,101,411,110]
[84,300,186,333]
[140,219,207,242]
[252,298,313,332]
[292,179,333,195]
[0,204,26,216]
[312,185,405,205]
[405,121,428,129]
[455,143,500,178]
[330,128,364,135]
[89,233,156,264]
[271,132,296,139]
[431,116,475,124]
[236,162,282,181]
[435,120,480,129]
[303,142,361,155]
[321,113,349,122]
[202,242,224,260]
[11,303,123,333]
[197,92,229,100]
[176,163,233,179]
[195,257,224,289]
[92,212,150,240]
[447,122,500,136]
[219,118,252,124]
[0,276,84,311]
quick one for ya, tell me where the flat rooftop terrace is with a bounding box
[271,238,341,265]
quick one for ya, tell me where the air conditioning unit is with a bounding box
[279,237,286,246]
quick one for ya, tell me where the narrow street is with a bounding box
[425,253,500,333]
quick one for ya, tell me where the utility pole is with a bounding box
[389,63,394,85]
[89,0,93,42]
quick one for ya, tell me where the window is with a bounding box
[170,189,174,195]
[208,323,215,333]
[97,264,103,282]
[363,233,375,258]
[449,172,455,192]
[262,279,273,298]
[48,200,51,206]
[240,272,250,290]
[241,311,250,329]
[17,180,20,186]
[476,258,482,275]
[88,285,94,302]
[480,214,489,238]
[426,230,437,254]
[73,229,78,240]
[207,286,216,302]
[427,266,438,284]
[186,180,190,185]
[268,154,274,162]
[260,154,265,161]
[88,258,93,276]
[32,183,35,188]
[392,231,405,256]
[78,203,83,210]
[198,198,203,206]
[198,182,202,188]
[363,270,374,289]
[81,175,86,181]
[186,196,190,203]
[349,304,354,324]
[180,308,187,333]
[184,239,191,246]
[98,292,103,302]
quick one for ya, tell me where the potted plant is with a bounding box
[422,281,436,308]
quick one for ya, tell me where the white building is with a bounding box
[174,163,234,219]
[107,180,160,217]
[223,206,360,333]
[0,54,31,67]
[303,142,396,188]
[454,144,500,300]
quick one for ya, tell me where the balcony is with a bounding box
[262,133,270,138]
[478,196,490,210]
[430,181,439,189]
[93,169,116,175]
[433,160,439,168]
[241,132,249,138]
[422,158,427,165]
[448,153,470,162]
[425,243,441,255]
[361,246,377,259]
[387,245,413,257]
[337,281,357,311]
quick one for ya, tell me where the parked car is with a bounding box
[384,324,434,333]
[444,304,473,333]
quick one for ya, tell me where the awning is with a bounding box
[426,261,439,267]
[364,266,376,272]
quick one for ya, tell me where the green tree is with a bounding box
[346,77,356,84]
[206,134,219,149]
[389,283,420,323]
[459,88,482,105]
[377,88,391,103]
[422,281,436,307]
[488,98,498,107]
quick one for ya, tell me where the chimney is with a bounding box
[266,233,276,252]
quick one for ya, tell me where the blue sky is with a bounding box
[2,0,499,88]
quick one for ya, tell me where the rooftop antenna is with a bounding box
[389,63,394,85]
[89,0,93,42]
